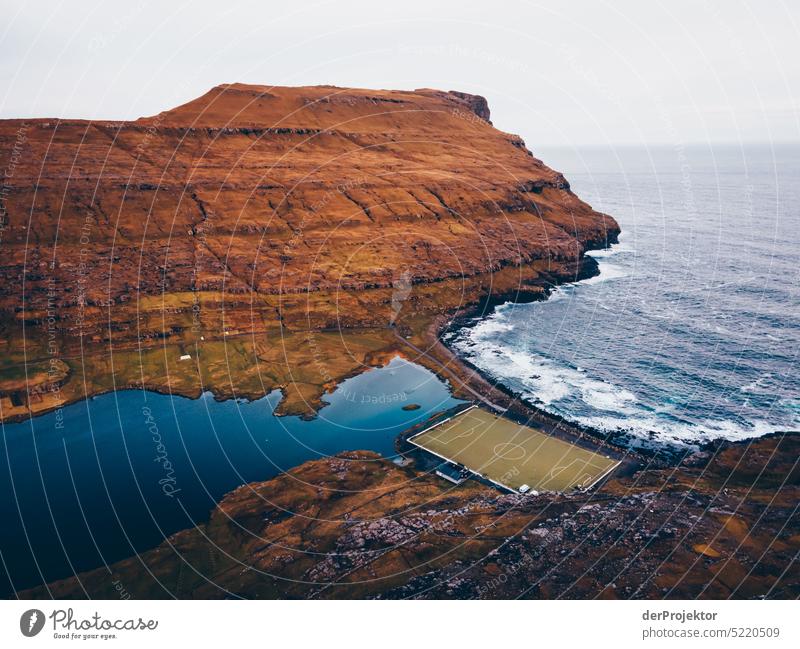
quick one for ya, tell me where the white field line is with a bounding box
[408,439,518,494]
[406,404,478,445]
[582,459,622,491]
[408,431,517,493]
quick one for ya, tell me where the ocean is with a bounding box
[447,143,799,447]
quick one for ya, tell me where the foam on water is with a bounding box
[580,262,627,285]
[459,327,637,411]
[451,144,800,447]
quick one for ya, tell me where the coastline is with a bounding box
[11,239,800,598]
[433,259,673,462]
[2,240,656,476]
[436,238,800,455]
[0,230,621,425]
[17,415,800,599]
[2,74,798,605]
[421,242,666,466]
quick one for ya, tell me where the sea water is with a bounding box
[448,144,799,447]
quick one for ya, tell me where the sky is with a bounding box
[0,0,798,147]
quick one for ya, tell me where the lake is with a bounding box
[0,356,463,595]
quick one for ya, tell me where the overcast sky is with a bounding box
[1,0,798,147]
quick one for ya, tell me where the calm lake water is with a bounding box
[448,144,800,448]
[0,357,463,595]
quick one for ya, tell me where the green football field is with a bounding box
[410,406,619,492]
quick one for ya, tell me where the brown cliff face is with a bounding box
[0,83,617,340]
[0,84,618,421]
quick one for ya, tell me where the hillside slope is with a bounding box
[0,84,617,337]
[0,84,618,420]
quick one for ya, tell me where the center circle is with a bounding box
[492,442,526,461]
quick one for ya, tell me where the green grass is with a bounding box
[410,406,619,492]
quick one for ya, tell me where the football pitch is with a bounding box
[409,406,619,492]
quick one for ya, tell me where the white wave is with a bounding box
[585,240,633,259]
[580,263,628,285]
[740,374,772,394]
[456,336,638,412]
[459,342,572,404]
[456,329,795,446]
[574,412,785,445]
[581,380,637,412]
[470,317,514,337]
[451,232,795,447]
[539,287,572,304]
[460,244,628,343]
[464,313,513,347]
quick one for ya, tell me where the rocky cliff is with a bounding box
[0,84,618,421]
[0,83,617,341]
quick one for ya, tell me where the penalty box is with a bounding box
[409,406,619,492]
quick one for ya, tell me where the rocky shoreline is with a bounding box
[8,229,799,600]
[1,83,619,423]
[433,244,692,465]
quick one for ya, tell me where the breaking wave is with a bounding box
[450,145,800,447]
